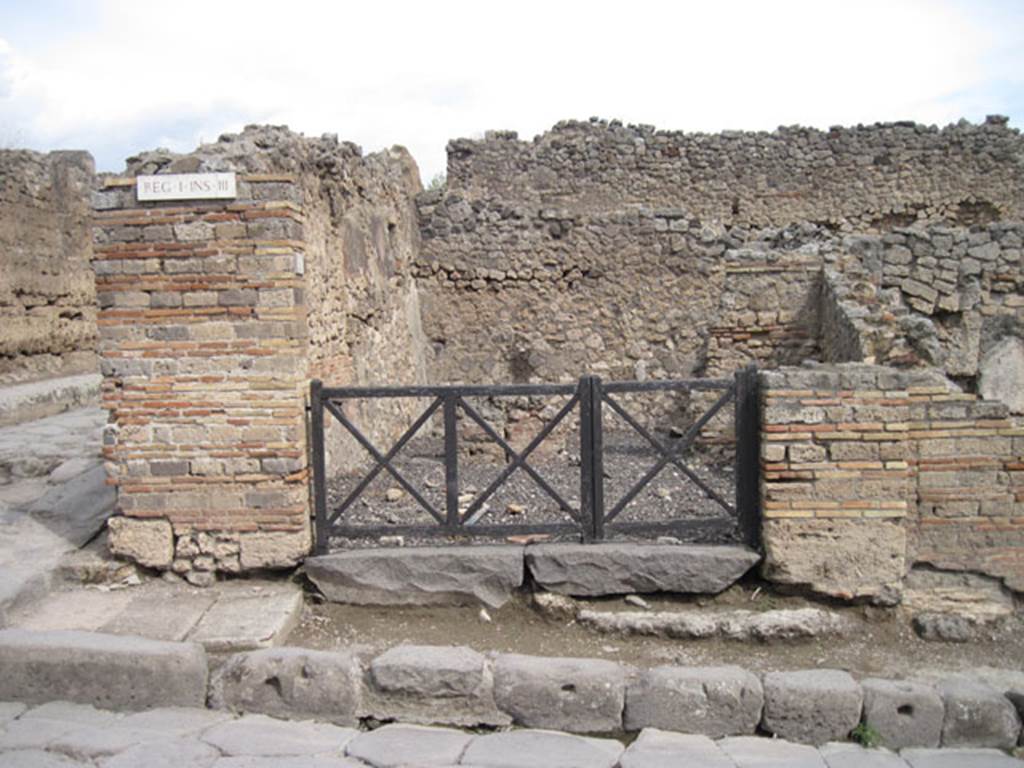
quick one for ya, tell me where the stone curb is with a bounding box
[2,630,1022,748]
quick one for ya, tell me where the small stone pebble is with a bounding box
[625,594,651,610]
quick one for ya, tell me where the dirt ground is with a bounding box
[287,578,1024,681]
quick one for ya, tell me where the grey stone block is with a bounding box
[862,678,944,749]
[902,748,1024,768]
[719,735,828,768]
[209,647,362,725]
[619,728,734,768]
[201,714,357,757]
[460,729,624,768]
[0,630,208,710]
[938,677,1021,749]
[525,543,759,596]
[367,644,508,726]
[492,653,625,733]
[624,665,762,736]
[819,742,909,767]
[0,751,91,768]
[210,756,368,768]
[762,669,863,745]
[97,738,222,768]
[305,546,524,608]
[344,723,473,768]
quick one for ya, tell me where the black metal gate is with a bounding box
[310,366,760,554]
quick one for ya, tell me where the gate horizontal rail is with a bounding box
[309,368,760,554]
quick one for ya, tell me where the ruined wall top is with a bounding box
[444,116,1024,229]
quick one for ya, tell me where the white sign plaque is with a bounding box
[136,172,237,201]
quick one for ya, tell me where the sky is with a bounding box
[1,0,1022,184]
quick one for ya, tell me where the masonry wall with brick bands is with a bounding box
[93,175,311,580]
[760,365,1024,600]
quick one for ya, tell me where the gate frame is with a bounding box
[310,367,760,554]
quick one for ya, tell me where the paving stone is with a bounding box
[902,748,1024,767]
[20,701,120,726]
[100,591,217,641]
[344,723,473,767]
[9,589,135,633]
[0,629,208,709]
[305,546,524,608]
[118,706,233,735]
[525,543,759,596]
[367,644,507,726]
[762,670,863,745]
[624,665,762,736]
[819,742,909,767]
[460,729,624,768]
[202,714,357,756]
[99,739,223,768]
[492,653,625,733]
[209,647,362,725]
[212,757,369,768]
[719,735,828,767]
[862,678,943,749]
[938,677,1021,749]
[27,464,114,547]
[0,719,81,751]
[0,750,92,767]
[618,728,734,768]
[188,585,303,652]
[0,702,27,724]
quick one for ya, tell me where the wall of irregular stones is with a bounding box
[416,117,1024,400]
[94,127,427,580]
[0,149,97,384]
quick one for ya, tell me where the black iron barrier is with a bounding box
[309,368,760,554]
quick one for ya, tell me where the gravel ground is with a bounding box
[324,426,739,549]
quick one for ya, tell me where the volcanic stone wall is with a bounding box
[416,117,1024,400]
[447,117,1024,227]
[94,127,427,579]
[0,149,97,384]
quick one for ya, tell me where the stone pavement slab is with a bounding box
[460,729,624,768]
[345,724,473,767]
[99,739,222,768]
[213,757,368,768]
[99,591,217,641]
[618,728,735,768]
[820,742,908,767]
[901,748,1024,767]
[188,582,303,652]
[201,714,356,757]
[0,750,91,767]
[11,589,135,632]
[719,735,828,768]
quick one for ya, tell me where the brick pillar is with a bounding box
[93,174,311,582]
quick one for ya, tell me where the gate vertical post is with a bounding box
[443,393,460,530]
[734,364,762,550]
[310,379,329,555]
[579,376,605,542]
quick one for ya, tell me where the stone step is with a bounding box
[0,374,101,428]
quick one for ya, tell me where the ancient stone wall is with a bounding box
[760,364,1024,601]
[447,117,1024,228]
[94,127,427,578]
[0,149,97,384]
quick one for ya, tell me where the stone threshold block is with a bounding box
[303,545,524,607]
[0,629,207,709]
[525,543,760,597]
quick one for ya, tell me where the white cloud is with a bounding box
[0,0,1020,180]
